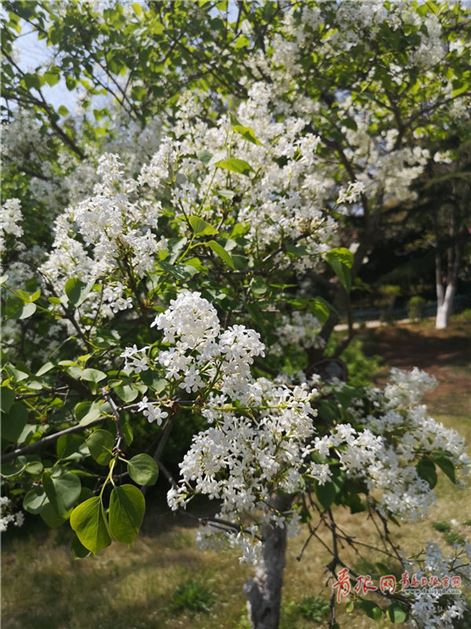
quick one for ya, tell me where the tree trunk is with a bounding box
[244,495,292,629]
[436,281,456,329]
[435,203,462,330]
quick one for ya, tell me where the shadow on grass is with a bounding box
[364,320,471,371]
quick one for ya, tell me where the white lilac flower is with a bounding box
[137,397,168,425]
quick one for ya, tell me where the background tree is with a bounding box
[2,2,471,628]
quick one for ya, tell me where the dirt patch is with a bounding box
[362,318,471,417]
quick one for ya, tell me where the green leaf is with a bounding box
[188,215,218,236]
[233,34,250,49]
[185,257,206,273]
[19,302,36,320]
[25,460,44,475]
[36,362,54,376]
[44,69,60,86]
[2,401,28,442]
[75,400,105,426]
[434,456,456,484]
[64,277,87,306]
[359,600,383,620]
[216,158,253,176]
[23,487,48,514]
[57,433,86,460]
[325,248,353,292]
[5,364,29,382]
[0,387,15,413]
[316,482,336,510]
[207,240,235,269]
[86,429,115,465]
[43,470,82,515]
[387,603,408,624]
[40,500,66,528]
[70,497,111,555]
[416,457,437,489]
[309,297,332,324]
[113,383,140,403]
[80,368,107,383]
[23,72,41,90]
[232,124,260,145]
[71,535,91,559]
[108,484,145,544]
[127,454,159,486]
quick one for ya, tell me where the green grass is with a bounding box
[2,318,470,629]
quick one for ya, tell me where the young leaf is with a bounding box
[188,215,218,236]
[64,277,86,306]
[19,303,36,320]
[36,362,55,376]
[207,240,236,269]
[325,248,354,292]
[108,484,145,544]
[70,497,111,555]
[127,454,159,486]
[232,124,260,145]
[215,158,253,176]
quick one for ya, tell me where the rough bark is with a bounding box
[244,495,292,629]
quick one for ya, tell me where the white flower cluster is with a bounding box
[136,396,168,426]
[0,496,25,533]
[406,542,471,629]
[273,310,324,354]
[124,291,319,562]
[168,376,318,563]
[319,369,469,521]
[40,154,168,320]
[252,1,470,217]
[150,290,265,398]
[121,293,469,564]
[138,85,335,272]
[0,198,23,254]
[336,181,365,205]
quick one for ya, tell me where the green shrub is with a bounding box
[379,284,401,323]
[454,308,471,323]
[168,579,214,614]
[341,338,382,386]
[408,296,426,321]
[283,595,330,626]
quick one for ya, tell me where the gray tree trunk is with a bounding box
[244,495,292,629]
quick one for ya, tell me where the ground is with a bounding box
[2,315,470,629]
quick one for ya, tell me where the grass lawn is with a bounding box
[2,317,470,629]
